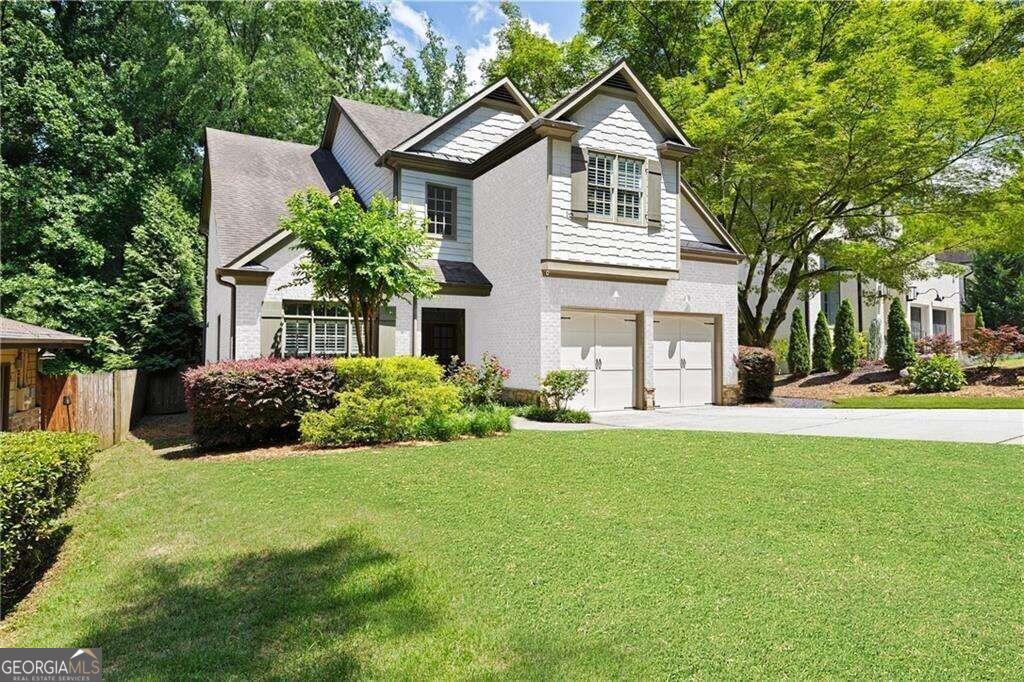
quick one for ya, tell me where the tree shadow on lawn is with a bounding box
[79,533,440,679]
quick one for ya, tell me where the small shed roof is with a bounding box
[0,317,91,348]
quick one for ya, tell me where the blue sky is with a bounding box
[384,1,584,85]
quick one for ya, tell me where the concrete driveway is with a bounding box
[588,406,1024,445]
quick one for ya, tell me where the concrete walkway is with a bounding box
[583,405,1024,445]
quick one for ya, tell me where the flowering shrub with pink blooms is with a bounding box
[184,357,340,449]
[445,353,510,405]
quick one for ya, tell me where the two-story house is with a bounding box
[202,61,745,411]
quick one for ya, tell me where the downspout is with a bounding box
[215,271,237,360]
[856,275,864,331]
[411,296,418,355]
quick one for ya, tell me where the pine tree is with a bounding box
[787,308,810,376]
[974,306,985,329]
[812,311,833,373]
[884,300,916,370]
[831,299,857,372]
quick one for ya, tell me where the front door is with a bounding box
[653,315,715,407]
[560,311,636,411]
[421,308,465,368]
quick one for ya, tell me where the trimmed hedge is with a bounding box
[885,300,916,370]
[418,405,513,441]
[832,299,858,372]
[183,358,340,449]
[736,346,776,402]
[812,311,833,373]
[519,406,592,423]
[1,432,98,606]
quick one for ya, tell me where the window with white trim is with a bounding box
[586,151,645,222]
[932,308,948,336]
[282,301,355,357]
[426,184,456,238]
[909,306,924,340]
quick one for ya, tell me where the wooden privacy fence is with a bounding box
[39,368,186,448]
[961,312,977,341]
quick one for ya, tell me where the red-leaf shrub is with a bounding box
[914,333,957,356]
[735,346,776,402]
[183,358,340,449]
[961,325,1024,368]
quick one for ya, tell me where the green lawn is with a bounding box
[833,394,1024,409]
[2,431,1022,678]
[996,356,1024,369]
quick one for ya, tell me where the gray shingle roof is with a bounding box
[427,259,492,290]
[0,317,90,347]
[205,128,354,267]
[333,97,434,156]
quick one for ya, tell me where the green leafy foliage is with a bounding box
[736,345,776,402]
[333,355,444,394]
[974,306,986,329]
[539,369,589,411]
[519,406,592,423]
[884,301,917,371]
[787,308,810,377]
[1,2,461,371]
[418,405,513,441]
[281,189,438,355]
[579,1,1024,344]
[400,25,468,115]
[907,355,967,394]
[0,431,98,609]
[812,312,833,373]
[832,300,858,372]
[445,353,510,406]
[965,251,1024,330]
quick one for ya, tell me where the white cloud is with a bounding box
[468,0,492,25]
[389,0,431,43]
[464,14,553,86]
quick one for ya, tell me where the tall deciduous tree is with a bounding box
[584,0,1024,345]
[281,189,439,355]
[400,25,469,116]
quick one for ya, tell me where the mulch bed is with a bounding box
[775,363,1024,401]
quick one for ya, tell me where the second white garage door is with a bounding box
[653,314,715,407]
[560,311,636,411]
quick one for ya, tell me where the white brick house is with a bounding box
[202,61,746,410]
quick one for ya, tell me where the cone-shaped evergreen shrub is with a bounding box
[787,308,810,376]
[812,311,833,372]
[884,300,917,370]
[831,299,857,372]
[974,306,985,329]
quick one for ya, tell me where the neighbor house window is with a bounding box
[282,301,354,357]
[587,151,644,222]
[426,184,456,238]
[909,306,924,340]
[932,309,948,336]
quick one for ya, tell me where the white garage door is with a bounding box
[653,315,715,407]
[560,311,636,411]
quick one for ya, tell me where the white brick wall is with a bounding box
[234,282,268,359]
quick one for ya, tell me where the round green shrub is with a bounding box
[907,355,966,393]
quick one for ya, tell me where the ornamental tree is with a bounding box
[831,299,858,372]
[811,311,832,373]
[787,307,810,377]
[884,300,916,371]
[281,189,438,355]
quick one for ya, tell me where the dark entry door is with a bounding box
[421,308,465,368]
[1,364,10,431]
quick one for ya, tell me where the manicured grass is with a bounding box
[996,356,1024,369]
[833,394,1024,409]
[2,430,1022,678]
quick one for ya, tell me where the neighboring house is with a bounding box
[0,317,90,431]
[748,255,963,356]
[202,61,745,411]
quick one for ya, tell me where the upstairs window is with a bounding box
[282,301,354,357]
[586,151,645,223]
[426,184,456,238]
